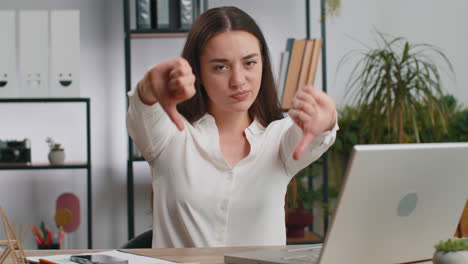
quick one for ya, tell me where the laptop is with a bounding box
[225,143,468,264]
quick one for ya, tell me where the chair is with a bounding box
[120,229,153,249]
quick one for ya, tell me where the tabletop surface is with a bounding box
[10,246,433,264]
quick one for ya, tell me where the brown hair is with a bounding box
[177,6,284,127]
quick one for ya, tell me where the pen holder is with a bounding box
[38,243,60,250]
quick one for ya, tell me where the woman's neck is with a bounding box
[210,109,252,136]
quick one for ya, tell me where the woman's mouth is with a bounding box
[231,90,250,101]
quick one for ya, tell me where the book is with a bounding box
[280,38,322,109]
[281,39,307,109]
[306,39,322,85]
[296,39,314,95]
[276,51,290,101]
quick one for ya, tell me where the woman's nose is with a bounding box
[229,65,246,88]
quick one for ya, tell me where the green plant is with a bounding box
[287,160,339,214]
[46,137,64,151]
[341,32,454,144]
[435,238,468,252]
[324,0,341,19]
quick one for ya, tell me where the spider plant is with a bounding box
[341,32,454,143]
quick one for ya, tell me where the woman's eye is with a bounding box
[215,65,227,71]
[246,60,257,67]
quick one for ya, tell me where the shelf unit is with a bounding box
[123,0,205,241]
[123,0,330,244]
[0,97,92,249]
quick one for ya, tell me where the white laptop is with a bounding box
[224,143,468,264]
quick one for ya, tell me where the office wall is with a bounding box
[0,0,466,250]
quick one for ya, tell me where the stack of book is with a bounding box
[277,38,322,110]
[136,0,200,32]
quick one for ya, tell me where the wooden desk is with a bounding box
[16,246,433,264]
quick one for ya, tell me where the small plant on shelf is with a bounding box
[433,238,468,264]
[45,137,65,165]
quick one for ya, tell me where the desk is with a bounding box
[17,246,433,264]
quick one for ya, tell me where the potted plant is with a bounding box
[46,137,65,165]
[340,32,454,144]
[285,162,339,238]
[433,238,468,264]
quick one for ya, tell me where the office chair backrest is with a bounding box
[120,229,153,249]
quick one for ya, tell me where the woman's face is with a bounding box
[200,30,263,115]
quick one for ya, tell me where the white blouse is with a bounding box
[126,88,338,248]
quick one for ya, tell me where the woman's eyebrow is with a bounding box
[208,53,259,63]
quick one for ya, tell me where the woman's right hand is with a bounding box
[138,57,196,131]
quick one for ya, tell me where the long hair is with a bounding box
[178,6,284,127]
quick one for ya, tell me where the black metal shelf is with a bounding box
[0,163,89,170]
[130,157,146,162]
[0,98,89,103]
[130,32,188,39]
[0,98,93,249]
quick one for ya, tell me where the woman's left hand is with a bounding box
[288,85,337,160]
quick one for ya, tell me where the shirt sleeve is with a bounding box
[279,113,339,177]
[126,87,179,162]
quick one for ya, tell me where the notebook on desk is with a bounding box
[224,143,468,264]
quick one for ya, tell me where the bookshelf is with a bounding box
[0,97,92,249]
[123,0,205,240]
[123,0,330,244]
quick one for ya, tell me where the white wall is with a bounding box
[0,0,466,250]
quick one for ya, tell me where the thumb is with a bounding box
[293,133,316,160]
[163,103,185,131]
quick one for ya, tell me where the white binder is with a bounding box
[0,11,17,98]
[19,10,49,98]
[49,10,80,98]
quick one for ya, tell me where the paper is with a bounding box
[27,249,180,264]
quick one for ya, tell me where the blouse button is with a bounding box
[220,200,228,211]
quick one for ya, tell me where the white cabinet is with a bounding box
[19,10,49,98]
[0,11,17,98]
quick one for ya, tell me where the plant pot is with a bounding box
[48,150,65,165]
[433,250,468,264]
[286,209,313,238]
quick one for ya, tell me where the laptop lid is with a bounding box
[224,143,468,264]
[319,143,468,264]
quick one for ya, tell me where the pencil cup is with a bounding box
[38,243,60,250]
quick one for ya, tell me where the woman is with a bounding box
[127,6,338,248]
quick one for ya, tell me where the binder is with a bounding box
[50,10,80,97]
[19,10,49,98]
[136,0,152,29]
[180,0,194,30]
[157,0,170,29]
[0,11,17,98]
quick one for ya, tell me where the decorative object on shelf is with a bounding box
[32,222,63,250]
[285,164,323,238]
[0,207,28,264]
[56,193,80,234]
[285,201,313,238]
[0,139,31,164]
[433,238,468,264]
[46,137,65,165]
